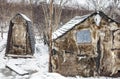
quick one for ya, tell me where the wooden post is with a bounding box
[49,0,53,72]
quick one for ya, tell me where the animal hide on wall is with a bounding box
[51,13,120,77]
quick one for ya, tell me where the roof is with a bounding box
[52,11,119,40]
[19,13,31,22]
[52,14,90,40]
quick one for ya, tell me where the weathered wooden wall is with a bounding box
[6,14,35,57]
[51,14,120,77]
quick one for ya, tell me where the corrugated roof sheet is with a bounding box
[52,14,90,40]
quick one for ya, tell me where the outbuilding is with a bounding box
[50,11,120,77]
[5,13,35,58]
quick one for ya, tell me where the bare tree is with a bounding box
[86,0,111,11]
[41,0,69,45]
[86,0,120,20]
[40,0,70,71]
[108,0,120,19]
[0,0,9,39]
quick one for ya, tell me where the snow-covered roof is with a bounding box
[19,13,31,22]
[52,14,90,40]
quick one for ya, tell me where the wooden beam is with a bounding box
[5,54,34,58]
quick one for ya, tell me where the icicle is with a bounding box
[94,14,101,26]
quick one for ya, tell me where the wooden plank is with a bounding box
[6,62,29,76]
[6,54,34,58]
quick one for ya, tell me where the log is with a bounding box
[5,54,34,58]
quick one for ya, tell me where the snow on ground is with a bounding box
[0,33,119,79]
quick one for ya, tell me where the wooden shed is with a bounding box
[50,11,120,77]
[5,13,35,58]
